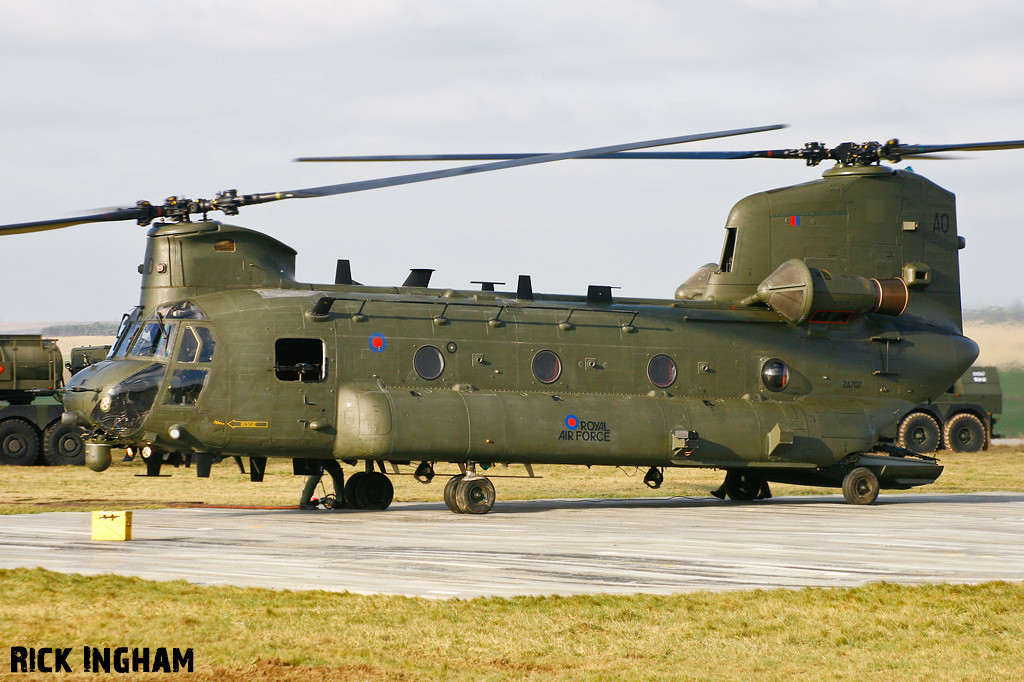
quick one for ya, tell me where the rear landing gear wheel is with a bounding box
[842,467,879,505]
[943,413,986,453]
[723,471,762,501]
[443,474,466,513]
[454,476,495,514]
[897,412,941,454]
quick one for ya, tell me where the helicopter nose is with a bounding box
[62,360,167,438]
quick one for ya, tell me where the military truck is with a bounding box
[0,334,87,465]
[67,344,112,376]
[897,366,1002,454]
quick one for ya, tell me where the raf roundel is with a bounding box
[368,333,387,353]
[565,415,579,430]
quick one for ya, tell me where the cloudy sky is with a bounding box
[2,0,1023,325]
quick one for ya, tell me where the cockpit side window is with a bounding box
[176,326,215,364]
[196,328,216,363]
[177,327,200,363]
[163,369,209,406]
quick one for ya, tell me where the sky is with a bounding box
[2,0,1024,326]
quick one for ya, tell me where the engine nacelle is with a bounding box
[748,258,907,325]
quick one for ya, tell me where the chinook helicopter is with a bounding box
[2,125,1019,513]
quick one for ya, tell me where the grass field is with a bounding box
[3,446,1024,680]
[3,569,1023,681]
[3,445,1024,514]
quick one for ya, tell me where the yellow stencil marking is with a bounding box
[214,420,270,429]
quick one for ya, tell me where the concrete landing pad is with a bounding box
[2,493,1023,598]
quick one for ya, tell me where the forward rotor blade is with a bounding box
[0,124,785,234]
[0,207,148,236]
[281,124,786,199]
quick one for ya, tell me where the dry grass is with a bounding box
[963,322,1024,369]
[3,445,1024,514]
[1,568,1022,681]
[4,444,1023,680]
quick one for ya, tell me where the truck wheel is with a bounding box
[943,413,986,453]
[0,419,40,466]
[897,413,941,454]
[842,467,879,505]
[43,423,86,466]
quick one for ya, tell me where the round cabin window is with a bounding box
[414,345,445,380]
[647,354,677,388]
[532,350,562,384]
[761,359,789,392]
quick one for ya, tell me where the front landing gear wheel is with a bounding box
[344,471,368,508]
[842,467,879,505]
[723,471,762,501]
[455,476,495,514]
[345,471,393,510]
[443,474,466,513]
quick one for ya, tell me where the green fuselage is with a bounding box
[65,280,977,475]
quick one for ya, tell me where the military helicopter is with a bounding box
[3,124,1019,513]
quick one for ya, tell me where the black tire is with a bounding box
[0,419,40,466]
[842,467,879,505]
[43,422,86,466]
[344,471,369,509]
[356,471,394,510]
[723,471,762,501]
[143,449,163,477]
[897,412,941,454]
[943,413,986,453]
[443,474,466,513]
[455,476,495,514]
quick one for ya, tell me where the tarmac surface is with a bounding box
[2,492,1023,598]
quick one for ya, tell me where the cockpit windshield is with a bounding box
[108,307,144,359]
[109,302,208,360]
[129,321,177,359]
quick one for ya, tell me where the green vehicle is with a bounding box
[0,335,86,465]
[897,366,1002,454]
[67,345,113,376]
[5,127,1024,509]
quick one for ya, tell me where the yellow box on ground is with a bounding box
[91,511,132,541]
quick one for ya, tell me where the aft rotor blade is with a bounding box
[295,151,781,162]
[281,124,787,199]
[896,139,1024,156]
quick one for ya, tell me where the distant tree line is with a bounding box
[963,302,1024,325]
[41,322,119,336]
